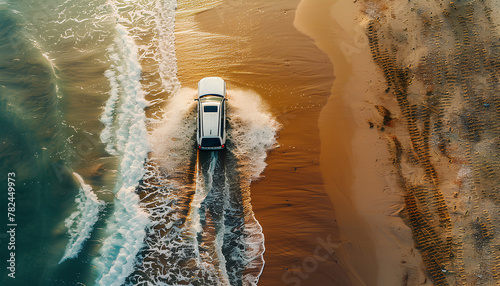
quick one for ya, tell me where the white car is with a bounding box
[195,77,227,150]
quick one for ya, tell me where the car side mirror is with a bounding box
[194,98,199,101]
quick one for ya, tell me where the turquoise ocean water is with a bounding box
[0,0,115,284]
[0,0,276,285]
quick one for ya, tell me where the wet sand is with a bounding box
[175,0,500,285]
[176,0,359,285]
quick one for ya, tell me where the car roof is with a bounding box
[201,103,221,137]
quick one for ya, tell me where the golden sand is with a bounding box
[295,0,428,285]
[295,0,500,285]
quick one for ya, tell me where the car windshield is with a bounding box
[204,106,218,112]
[200,95,224,102]
[200,94,224,98]
[201,138,221,147]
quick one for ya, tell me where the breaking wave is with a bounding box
[95,0,179,284]
[59,173,104,263]
[94,22,151,286]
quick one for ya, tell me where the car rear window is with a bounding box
[204,106,218,112]
[201,138,221,147]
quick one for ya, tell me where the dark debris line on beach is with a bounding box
[362,0,500,284]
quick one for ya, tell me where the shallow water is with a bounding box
[1,0,286,285]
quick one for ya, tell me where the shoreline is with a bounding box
[294,0,428,285]
[294,0,378,284]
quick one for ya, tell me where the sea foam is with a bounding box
[227,89,281,179]
[149,87,197,172]
[59,172,104,263]
[94,23,151,286]
[133,87,279,285]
